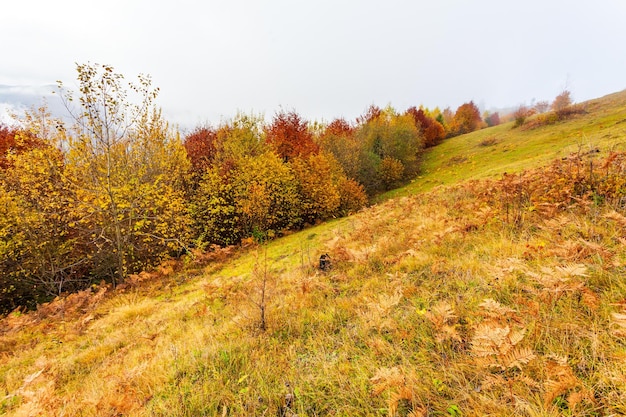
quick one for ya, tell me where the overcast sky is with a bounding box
[2,0,625,129]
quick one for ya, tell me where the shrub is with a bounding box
[379,156,405,189]
[337,178,368,216]
[512,105,535,128]
[290,152,342,224]
[552,90,573,116]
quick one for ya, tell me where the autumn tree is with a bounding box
[188,114,269,246]
[0,123,18,169]
[0,122,45,169]
[513,105,534,127]
[356,104,383,124]
[354,107,423,192]
[451,101,482,135]
[291,151,349,224]
[232,151,302,238]
[318,118,362,182]
[533,101,550,114]
[265,110,318,162]
[189,114,298,246]
[0,145,83,304]
[58,63,191,285]
[552,90,573,116]
[405,106,445,147]
[189,166,240,247]
[484,111,501,127]
[0,107,87,312]
[183,125,218,175]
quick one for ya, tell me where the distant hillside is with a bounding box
[379,89,626,200]
[2,90,626,416]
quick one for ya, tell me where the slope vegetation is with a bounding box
[2,91,626,416]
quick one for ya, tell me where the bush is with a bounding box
[337,178,368,216]
[379,156,405,189]
[552,90,572,116]
[513,105,535,128]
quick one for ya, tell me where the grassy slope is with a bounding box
[2,91,626,416]
[381,90,626,199]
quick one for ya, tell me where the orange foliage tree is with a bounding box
[265,110,318,162]
[451,101,482,135]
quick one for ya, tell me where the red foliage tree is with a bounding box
[265,111,318,161]
[405,106,430,130]
[183,126,218,173]
[356,105,383,125]
[484,112,501,127]
[405,106,445,147]
[324,118,354,137]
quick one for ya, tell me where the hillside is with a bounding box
[2,91,626,416]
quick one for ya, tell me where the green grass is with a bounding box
[2,90,626,416]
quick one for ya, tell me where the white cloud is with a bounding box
[2,1,626,128]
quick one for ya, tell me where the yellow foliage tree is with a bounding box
[59,63,191,284]
[290,151,343,223]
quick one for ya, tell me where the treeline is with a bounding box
[0,63,485,313]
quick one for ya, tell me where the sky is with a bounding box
[1,0,625,130]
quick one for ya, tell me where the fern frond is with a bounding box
[567,389,594,411]
[425,301,456,328]
[389,385,414,416]
[544,378,578,407]
[556,263,588,278]
[368,290,402,315]
[508,327,527,347]
[543,357,579,407]
[471,324,510,357]
[514,374,540,389]
[502,347,536,370]
[407,409,427,417]
[611,312,626,328]
[481,373,507,390]
[479,298,516,318]
[611,312,626,336]
[545,354,568,367]
[436,324,461,343]
[604,210,626,227]
[370,367,404,396]
[581,287,600,311]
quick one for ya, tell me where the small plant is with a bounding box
[370,366,427,417]
[471,299,537,402]
[478,136,499,147]
[425,301,461,345]
[543,355,594,411]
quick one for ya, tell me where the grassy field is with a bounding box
[2,91,626,416]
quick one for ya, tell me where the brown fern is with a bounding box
[543,355,584,408]
[371,367,425,417]
[425,301,461,343]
